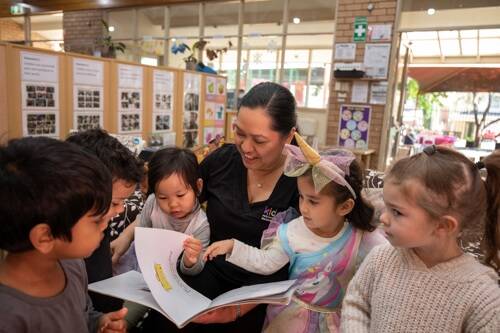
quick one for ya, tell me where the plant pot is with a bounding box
[185,60,197,71]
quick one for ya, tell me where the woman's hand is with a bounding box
[191,306,238,324]
[203,239,235,261]
[182,236,203,268]
[98,307,128,332]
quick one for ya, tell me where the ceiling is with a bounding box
[402,0,500,11]
[408,66,500,92]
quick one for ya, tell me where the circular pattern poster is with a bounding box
[338,104,371,149]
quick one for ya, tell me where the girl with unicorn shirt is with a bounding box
[203,133,386,332]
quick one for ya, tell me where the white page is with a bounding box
[135,228,211,327]
[334,43,356,61]
[363,44,391,78]
[211,280,296,308]
[89,271,168,318]
[351,81,369,103]
[21,51,58,83]
[73,58,103,86]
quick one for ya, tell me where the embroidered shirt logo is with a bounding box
[261,206,278,222]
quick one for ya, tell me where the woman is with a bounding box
[144,82,299,332]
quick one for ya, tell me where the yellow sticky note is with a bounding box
[154,263,172,291]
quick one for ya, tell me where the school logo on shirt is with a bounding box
[261,206,278,222]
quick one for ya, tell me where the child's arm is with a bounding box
[340,246,381,333]
[180,220,210,275]
[110,220,137,265]
[204,234,289,275]
[110,195,154,264]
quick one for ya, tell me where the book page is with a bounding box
[89,270,168,318]
[210,280,296,308]
[135,227,211,327]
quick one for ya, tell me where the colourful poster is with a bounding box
[338,105,371,149]
[203,76,226,144]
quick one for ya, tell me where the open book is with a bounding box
[89,227,297,328]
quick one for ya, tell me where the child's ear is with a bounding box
[436,215,460,236]
[338,198,355,216]
[196,178,203,196]
[29,224,55,254]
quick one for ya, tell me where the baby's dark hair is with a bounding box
[66,129,143,184]
[307,150,374,232]
[0,137,112,253]
[147,147,201,196]
[386,145,486,236]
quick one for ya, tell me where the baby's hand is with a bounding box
[183,236,203,268]
[203,239,235,261]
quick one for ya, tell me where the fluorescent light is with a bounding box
[427,8,436,15]
[108,26,115,32]
[293,17,301,24]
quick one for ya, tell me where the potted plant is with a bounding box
[171,39,232,71]
[97,20,126,58]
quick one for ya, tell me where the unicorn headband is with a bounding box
[283,133,357,199]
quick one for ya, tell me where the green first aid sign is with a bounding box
[353,16,367,42]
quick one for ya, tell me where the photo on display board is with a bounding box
[183,112,199,130]
[24,83,57,109]
[155,114,171,131]
[120,90,141,110]
[155,93,172,111]
[205,102,215,121]
[120,113,141,132]
[26,113,56,136]
[76,87,101,110]
[184,93,199,111]
[215,104,225,120]
[76,114,101,132]
[183,130,198,148]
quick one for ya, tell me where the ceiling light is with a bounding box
[293,17,301,24]
[108,26,115,32]
[427,8,436,15]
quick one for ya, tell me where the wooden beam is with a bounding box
[1,0,224,18]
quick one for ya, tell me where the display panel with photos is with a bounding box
[120,113,142,133]
[75,113,102,132]
[75,86,102,110]
[154,114,171,131]
[22,82,58,109]
[119,89,142,111]
[23,112,58,136]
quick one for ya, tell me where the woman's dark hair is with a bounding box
[0,137,112,253]
[238,82,297,137]
[148,147,201,197]
[310,150,374,232]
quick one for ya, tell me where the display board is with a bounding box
[72,57,105,131]
[0,43,227,147]
[20,51,60,137]
[203,75,226,144]
[182,72,201,148]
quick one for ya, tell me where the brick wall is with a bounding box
[63,10,104,55]
[327,0,397,169]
